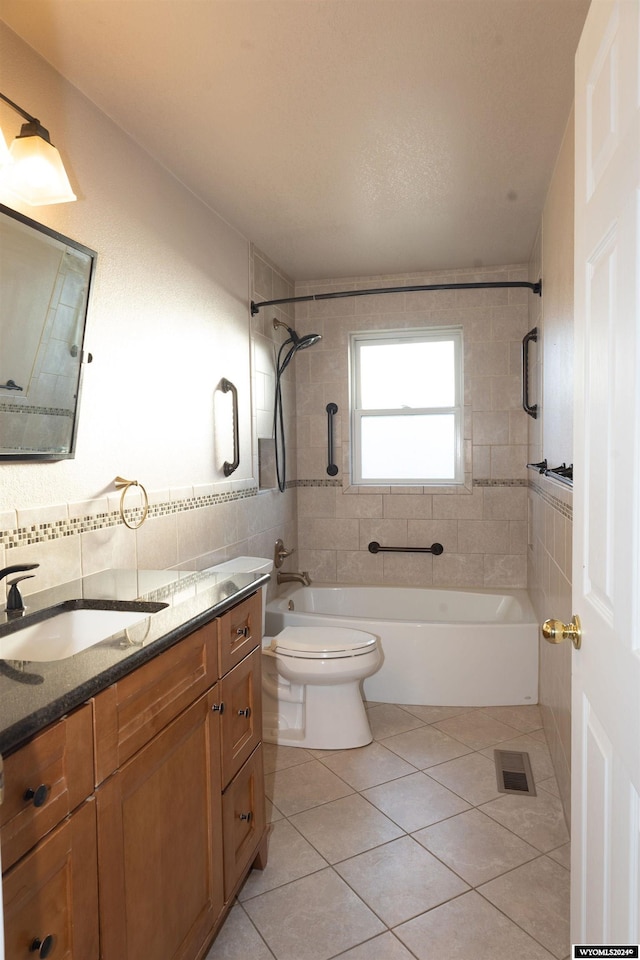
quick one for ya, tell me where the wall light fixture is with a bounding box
[0,92,76,205]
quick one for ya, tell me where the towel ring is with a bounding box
[115,476,149,530]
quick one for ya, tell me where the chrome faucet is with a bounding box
[0,563,39,615]
[276,570,312,587]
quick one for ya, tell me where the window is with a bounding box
[350,327,464,485]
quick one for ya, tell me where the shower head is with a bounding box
[296,332,322,349]
[273,318,321,350]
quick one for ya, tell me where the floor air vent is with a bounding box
[494,749,537,796]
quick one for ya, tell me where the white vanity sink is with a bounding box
[0,608,152,662]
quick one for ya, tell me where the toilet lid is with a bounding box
[270,626,378,657]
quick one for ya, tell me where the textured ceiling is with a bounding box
[0,0,590,280]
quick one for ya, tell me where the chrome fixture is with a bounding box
[0,563,39,615]
[272,318,322,351]
[272,319,322,492]
[277,571,312,587]
[0,92,76,205]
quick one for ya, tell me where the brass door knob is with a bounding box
[541,614,582,649]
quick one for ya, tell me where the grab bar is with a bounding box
[522,327,538,419]
[221,378,240,476]
[368,541,444,556]
[326,402,339,476]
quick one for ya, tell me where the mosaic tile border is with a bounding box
[0,402,74,418]
[0,487,258,550]
[528,477,573,521]
[473,479,528,487]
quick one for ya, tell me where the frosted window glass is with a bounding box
[360,415,456,481]
[359,340,455,408]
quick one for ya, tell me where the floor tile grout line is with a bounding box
[473,884,568,960]
[260,763,566,957]
[250,705,564,960]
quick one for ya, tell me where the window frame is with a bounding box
[349,326,464,486]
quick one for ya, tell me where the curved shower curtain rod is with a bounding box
[251,278,542,315]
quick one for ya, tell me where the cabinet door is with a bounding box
[219,646,262,787]
[96,688,224,960]
[3,799,99,960]
[222,744,266,898]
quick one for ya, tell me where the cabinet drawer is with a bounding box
[0,704,93,871]
[93,621,217,784]
[219,646,262,787]
[218,591,262,676]
[222,744,265,899]
[3,798,99,959]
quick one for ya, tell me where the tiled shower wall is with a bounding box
[290,263,532,588]
[526,112,574,825]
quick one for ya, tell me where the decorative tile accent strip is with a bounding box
[295,479,343,488]
[473,479,528,487]
[529,478,573,520]
[0,402,74,418]
[0,486,259,550]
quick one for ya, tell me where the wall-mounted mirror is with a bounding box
[0,203,96,460]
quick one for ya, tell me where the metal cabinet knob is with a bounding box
[212,702,225,714]
[238,707,251,718]
[239,812,253,822]
[24,784,49,807]
[542,615,582,649]
[236,626,250,638]
[30,935,55,958]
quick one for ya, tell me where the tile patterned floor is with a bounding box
[205,702,570,960]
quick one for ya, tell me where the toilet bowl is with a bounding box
[203,556,383,750]
[261,625,383,749]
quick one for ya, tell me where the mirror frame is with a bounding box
[0,203,97,462]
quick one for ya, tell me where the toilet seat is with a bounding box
[269,626,378,659]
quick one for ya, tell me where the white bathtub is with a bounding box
[265,584,539,707]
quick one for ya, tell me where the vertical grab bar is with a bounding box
[221,378,240,476]
[326,402,339,476]
[522,327,538,419]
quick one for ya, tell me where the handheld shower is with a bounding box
[272,318,322,491]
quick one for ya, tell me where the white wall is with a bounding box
[0,23,251,508]
[0,25,297,592]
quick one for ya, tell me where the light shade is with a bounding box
[0,128,11,168]
[5,126,76,205]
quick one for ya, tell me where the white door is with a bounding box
[572,0,640,944]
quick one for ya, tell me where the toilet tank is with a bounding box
[204,556,273,634]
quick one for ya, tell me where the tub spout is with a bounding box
[277,571,312,587]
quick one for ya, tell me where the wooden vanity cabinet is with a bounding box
[0,589,267,960]
[94,591,267,960]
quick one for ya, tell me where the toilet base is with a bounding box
[262,676,374,750]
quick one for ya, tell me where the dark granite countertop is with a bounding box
[0,567,269,756]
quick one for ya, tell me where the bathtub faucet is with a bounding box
[277,571,312,587]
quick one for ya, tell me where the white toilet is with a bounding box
[261,625,382,749]
[205,556,382,750]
